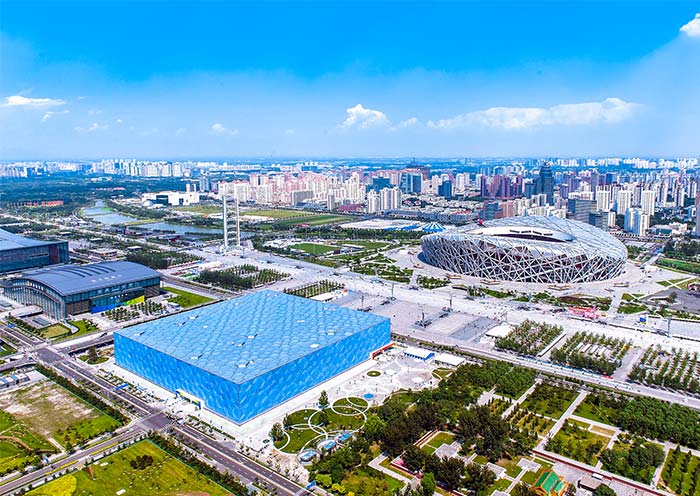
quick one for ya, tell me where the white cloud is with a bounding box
[428,98,640,130]
[395,117,419,128]
[284,128,296,135]
[4,95,66,107]
[341,104,390,129]
[87,108,102,116]
[115,118,123,124]
[680,13,700,37]
[75,122,109,133]
[41,110,70,122]
[175,127,187,136]
[210,123,239,136]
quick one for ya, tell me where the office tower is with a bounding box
[616,190,631,215]
[536,163,554,204]
[438,180,454,199]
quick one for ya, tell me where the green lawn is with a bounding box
[40,323,71,339]
[0,340,16,358]
[163,286,213,308]
[65,320,101,339]
[547,420,609,465]
[288,242,337,255]
[519,383,579,419]
[574,398,618,425]
[0,409,55,473]
[342,240,391,250]
[422,431,456,454]
[274,214,352,227]
[245,208,307,219]
[26,440,230,496]
[343,465,404,495]
[488,477,512,495]
[661,449,700,495]
[173,205,222,214]
[53,414,121,447]
[657,258,700,275]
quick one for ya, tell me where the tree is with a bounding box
[319,390,329,408]
[318,409,330,426]
[362,414,387,443]
[315,474,332,488]
[283,414,292,429]
[270,423,284,442]
[464,463,496,496]
[439,457,465,491]
[513,483,539,496]
[88,346,98,363]
[593,485,617,496]
[402,444,425,473]
[421,472,437,496]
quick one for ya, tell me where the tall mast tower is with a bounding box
[235,197,241,247]
[222,195,229,252]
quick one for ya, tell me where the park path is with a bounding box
[501,381,540,419]
[537,390,588,449]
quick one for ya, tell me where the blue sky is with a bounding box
[1,1,699,159]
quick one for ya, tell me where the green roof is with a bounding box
[534,471,566,495]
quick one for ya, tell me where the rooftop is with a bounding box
[116,290,390,384]
[19,261,160,296]
[0,228,63,251]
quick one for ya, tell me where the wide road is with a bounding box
[0,428,142,496]
[21,345,306,495]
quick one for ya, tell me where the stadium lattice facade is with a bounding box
[421,216,627,283]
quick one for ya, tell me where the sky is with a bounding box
[1,1,699,159]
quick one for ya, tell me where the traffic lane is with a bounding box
[176,425,306,496]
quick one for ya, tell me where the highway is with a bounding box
[0,326,307,495]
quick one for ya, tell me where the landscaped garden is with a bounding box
[661,446,700,496]
[495,320,563,356]
[629,345,700,395]
[550,331,631,375]
[0,409,54,474]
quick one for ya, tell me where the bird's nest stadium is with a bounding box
[420,216,627,283]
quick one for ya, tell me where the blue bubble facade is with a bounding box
[114,290,391,423]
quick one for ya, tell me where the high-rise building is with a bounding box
[536,163,554,204]
[567,199,596,223]
[616,190,631,215]
[596,187,610,211]
[399,173,422,194]
[641,189,656,216]
[438,180,454,199]
[625,208,650,236]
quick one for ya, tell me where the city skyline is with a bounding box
[1,2,699,159]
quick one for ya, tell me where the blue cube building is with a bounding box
[114,290,391,423]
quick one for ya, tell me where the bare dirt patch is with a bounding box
[0,381,98,438]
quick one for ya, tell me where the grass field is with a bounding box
[661,449,700,495]
[288,242,337,255]
[574,397,618,425]
[0,409,55,473]
[65,320,100,340]
[547,420,609,465]
[173,204,222,214]
[657,258,700,275]
[519,383,579,419]
[40,323,71,339]
[0,381,120,448]
[26,440,230,496]
[0,340,16,358]
[274,214,353,227]
[245,209,306,219]
[421,431,456,454]
[163,286,213,308]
